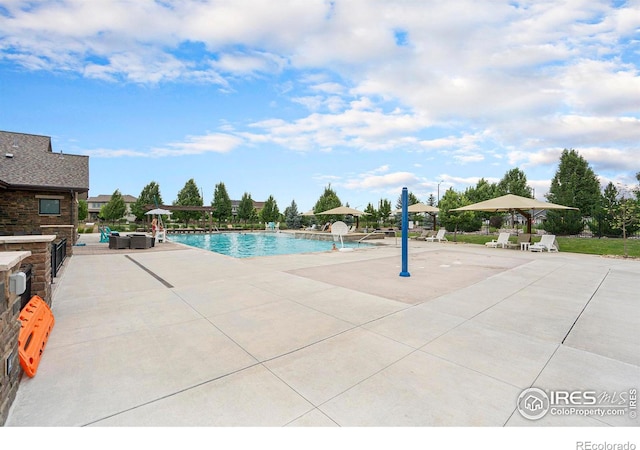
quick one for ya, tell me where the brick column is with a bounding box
[0,236,55,307]
[0,251,32,425]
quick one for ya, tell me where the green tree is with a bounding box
[100,189,126,224]
[313,184,342,222]
[260,195,280,223]
[545,149,601,235]
[438,188,481,236]
[77,199,88,222]
[211,182,232,226]
[284,200,301,229]
[465,178,499,227]
[377,198,392,226]
[496,168,532,198]
[607,191,640,257]
[313,184,341,212]
[131,181,163,221]
[591,182,622,237]
[173,179,203,227]
[237,192,256,226]
[364,202,377,228]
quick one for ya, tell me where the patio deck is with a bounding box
[6,232,639,430]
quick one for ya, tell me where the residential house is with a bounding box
[87,194,138,222]
[0,130,89,240]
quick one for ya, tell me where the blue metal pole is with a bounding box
[399,187,410,277]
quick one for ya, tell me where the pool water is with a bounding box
[169,232,371,258]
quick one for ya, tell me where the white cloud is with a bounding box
[83,132,244,158]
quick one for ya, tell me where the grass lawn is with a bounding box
[412,232,640,258]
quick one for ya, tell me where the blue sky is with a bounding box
[1,0,639,212]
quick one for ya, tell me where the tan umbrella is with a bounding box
[316,206,368,229]
[450,194,578,233]
[407,203,439,213]
[300,210,316,216]
[316,206,368,216]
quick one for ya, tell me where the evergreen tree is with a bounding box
[101,189,126,224]
[211,182,232,226]
[364,202,377,228]
[237,192,256,226]
[377,198,392,226]
[545,149,601,235]
[313,184,342,222]
[284,200,301,229]
[313,184,341,213]
[173,179,203,227]
[131,181,163,221]
[260,195,280,223]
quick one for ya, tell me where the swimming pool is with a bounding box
[168,232,372,258]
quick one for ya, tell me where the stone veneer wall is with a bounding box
[0,251,31,426]
[0,237,55,307]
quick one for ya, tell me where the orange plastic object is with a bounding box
[18,295,55,377]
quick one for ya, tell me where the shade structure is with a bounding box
[316,206,368,229]
[145,208,172,215]
[300,210,316,216]
[450,194,578,233]
[316,206,368,216]
[407,203,439,213]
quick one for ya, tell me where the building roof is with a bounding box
[0,131,89,192]
[87,194,138,203]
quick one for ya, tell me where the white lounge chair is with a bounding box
[485,232,510,248]
[425,229,447,242]
[530,235,559,252]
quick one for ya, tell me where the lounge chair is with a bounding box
[305,224,317,231]
[485,232,511,248]
[530,235,559,252]
[412,230,432,241]
[425,229,447,242]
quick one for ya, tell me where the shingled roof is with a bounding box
[0,131,89,192]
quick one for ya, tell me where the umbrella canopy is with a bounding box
[300,210,316,216]
[450,194,578,233]
[145,208,172,215]
[316,206,367,216]
[404,203,439,213]
[451,194,577,213]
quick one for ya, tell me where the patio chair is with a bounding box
[412,230,432,241]
[485,232,511,248]
[99,226,112,243]
[530,235,559,252]
[425,229,447,242]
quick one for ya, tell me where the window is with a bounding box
[39,198,60,215]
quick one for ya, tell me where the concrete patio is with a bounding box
[5,232,639,427]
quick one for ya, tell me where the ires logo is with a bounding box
[517,388,637,421]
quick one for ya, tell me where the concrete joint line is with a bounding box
[124,255,174,288]
[561,269,610,345]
